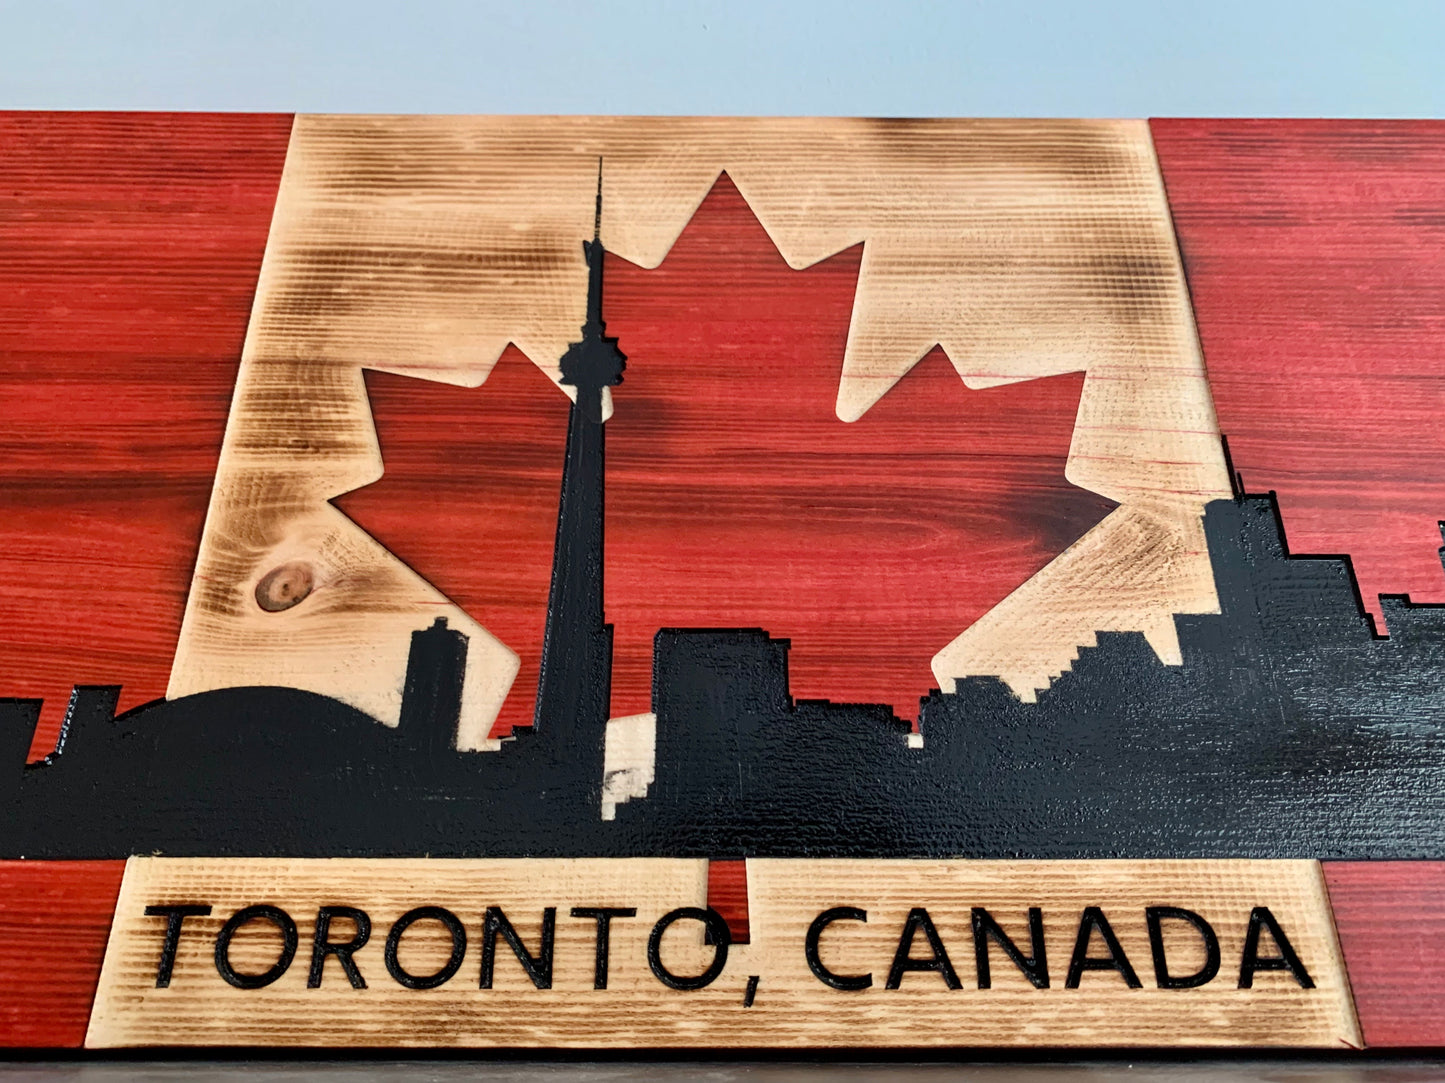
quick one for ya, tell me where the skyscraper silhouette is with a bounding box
[533,161,626,753]
[397,617,468,758]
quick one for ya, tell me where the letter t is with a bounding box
[570,907,637,989]
[144,904,212,987]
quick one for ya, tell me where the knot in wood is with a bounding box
[255,562,315,612]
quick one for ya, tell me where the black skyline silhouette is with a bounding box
[7,488,1445,859]
[4,192,1445,859]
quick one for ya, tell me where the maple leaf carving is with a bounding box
[340,178,1114,734]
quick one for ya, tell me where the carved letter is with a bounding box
[570,906,637,990]
[886,908,961,990]
[972,907,1049,989]
[214,905,298,990]
[1238,906,1314,989]
[1064,906,1141,989]
[647,907,730,990]
[308,906,371,989]
[480,907,556,990]
[805,906,872,990]
[1145,906,1220,989]
[143,903,212,988]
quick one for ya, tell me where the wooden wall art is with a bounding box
[2,113,1444,1050]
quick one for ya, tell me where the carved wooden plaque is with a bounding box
[2,113,1444,1049]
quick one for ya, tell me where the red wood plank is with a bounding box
[0,860,126,1046]
[0,112,293,758]
[1152,119,1445,634]
[1323,861,1445,1047]
[706,859,750,945]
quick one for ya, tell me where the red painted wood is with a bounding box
[706,859,750,945]
[345,175,1113,734]
[1152,119,1445,634]
[0,112,293,759]
[1323,861,1445,1047]
[0,860,127,1046]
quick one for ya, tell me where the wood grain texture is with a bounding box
[0,860,126,1046]
[172,115,1229,748]
[1323,861,1445,1047]
[87,857,1356,1049]
[1151,119,1445,633]
[0,111,294,759]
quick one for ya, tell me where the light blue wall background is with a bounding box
[0,0,1440,116]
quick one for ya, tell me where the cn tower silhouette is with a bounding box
[532,160,626,750]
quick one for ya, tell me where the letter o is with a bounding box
[384,906,467,989]
[214,905,298,989]
[647,907,730,990]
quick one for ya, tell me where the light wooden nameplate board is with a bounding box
[87,858,1357,1049]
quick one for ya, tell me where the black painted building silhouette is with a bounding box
[533,161,625,759]
[612,495,1445,858]
[399,617,468,761]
